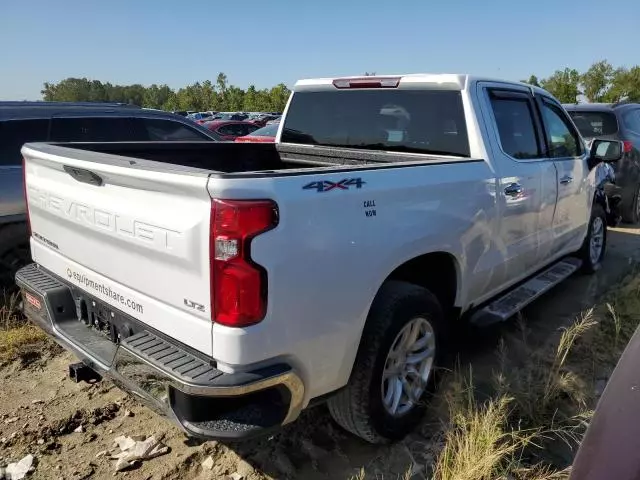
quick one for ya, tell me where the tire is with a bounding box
[578,203,607,274]
[327,281,444,444]
[622,184,640,224]
[0,222,30,290]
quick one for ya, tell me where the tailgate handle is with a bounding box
[63,165,104,187]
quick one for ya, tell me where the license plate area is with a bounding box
[70,289,143,345]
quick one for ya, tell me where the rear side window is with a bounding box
[567,111,618,138]
[622,109,640,135]
[50,117,138,142]
[281,90,470,157]
[0,119,50,166]
[489,97,541,159]
[141,118,210,141]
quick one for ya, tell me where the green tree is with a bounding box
[144,84,172,109]
[521,75,541,87]
[608,66,640,103]
[267,83,291,112]
[581,60,615,102]
[215,72,228,110]
[41,78,94,102]
[244,85,260,111]
[225,86,245,111]
[40,73,293,112]
[201,80,216,110]
[540,68,581,103]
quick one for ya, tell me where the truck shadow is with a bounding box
[221,226,640,479]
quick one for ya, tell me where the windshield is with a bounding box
[567,111,618,138]
[249,123,278,137]
[281,89,470,157]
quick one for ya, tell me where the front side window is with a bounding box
[489,96,541,159]
[540,101,582,158]
[281,89,470,157]
[0,119,50,166]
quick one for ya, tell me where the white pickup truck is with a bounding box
[17,74,622,444]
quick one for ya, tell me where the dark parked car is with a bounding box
[564,102,640,223]
[203,120,260,141]
[0,101,219,288]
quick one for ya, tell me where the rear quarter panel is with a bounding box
[208,160,497,401]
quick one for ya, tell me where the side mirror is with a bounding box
[588,139,624,170]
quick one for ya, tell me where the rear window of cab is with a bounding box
[281,89,470,157]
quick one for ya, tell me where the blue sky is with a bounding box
[1,0,638,100]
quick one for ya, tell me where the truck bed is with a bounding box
[27,141,467,178]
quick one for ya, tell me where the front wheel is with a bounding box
[327,281,443,444]
[578,203,607,274]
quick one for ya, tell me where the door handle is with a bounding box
[560,176,573,185]
[504,183,523,197]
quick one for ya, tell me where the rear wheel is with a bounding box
[622,184,640,224]
[328,281,443,443]
[578,203,607,274]
[0,223,30,291]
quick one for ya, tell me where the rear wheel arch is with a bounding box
[380,251,460,315]
[326,252,459,420]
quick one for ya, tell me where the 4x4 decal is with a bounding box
[302,178,366,192]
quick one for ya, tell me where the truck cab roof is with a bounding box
[294,73,549,96]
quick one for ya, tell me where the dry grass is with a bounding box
[0,290,53,364]
[433,370,533,480]
[351,274,640,480]
[493,310,596,432]
[430,273,640,480]
[0,290,22,329]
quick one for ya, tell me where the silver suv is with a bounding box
[0,101,219,287]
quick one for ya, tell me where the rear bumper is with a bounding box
[15,263,304,440]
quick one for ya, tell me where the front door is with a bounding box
[536,96,591,255]
[474,83,558,300]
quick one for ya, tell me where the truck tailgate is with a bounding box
[22,144,214,356]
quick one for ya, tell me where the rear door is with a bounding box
[50,116,139,142]
[536,97,591,254]
[478,83,558,287]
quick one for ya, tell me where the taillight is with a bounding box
[22,157,31,235]
[623,140,633,153]
[332,77,401,89]
[210,199,278,327]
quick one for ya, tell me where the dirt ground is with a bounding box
[2,225,640,480]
